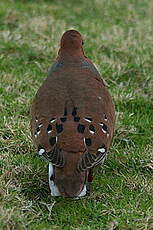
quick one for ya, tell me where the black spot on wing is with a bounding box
[56,124,63,133]
[36,127,40,132]
[72,107,77,116]
[102,123,108,132]
[96,144,107,158]
[85,138,92,146]
[50,118,56,123]
[89,124,96,132]
[34,131,37,136]
[77,124,85,133]
[64,107,67,116]
[60,117,67,122]
[100,143,106,149]
[47,124,52,132]
[100,123,108,133]
[104,114,107,120]
[74,117,80,122]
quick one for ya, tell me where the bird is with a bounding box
[31,30,115,198]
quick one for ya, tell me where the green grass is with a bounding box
[0,0,153,229]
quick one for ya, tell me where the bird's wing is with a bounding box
[31,59,115,169]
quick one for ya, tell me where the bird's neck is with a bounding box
[57,47,85,60]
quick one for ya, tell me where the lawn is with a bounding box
[0,0,153,229]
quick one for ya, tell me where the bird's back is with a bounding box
[31,57,115,154]
[31,30,115,197]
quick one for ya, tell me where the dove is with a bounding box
[31,30,115,198]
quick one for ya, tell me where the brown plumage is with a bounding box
[31,30,115,198]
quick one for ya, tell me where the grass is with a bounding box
[0,0,153,229]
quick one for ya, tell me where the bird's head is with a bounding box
[58,30,84,57]
[53,151,88,198]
